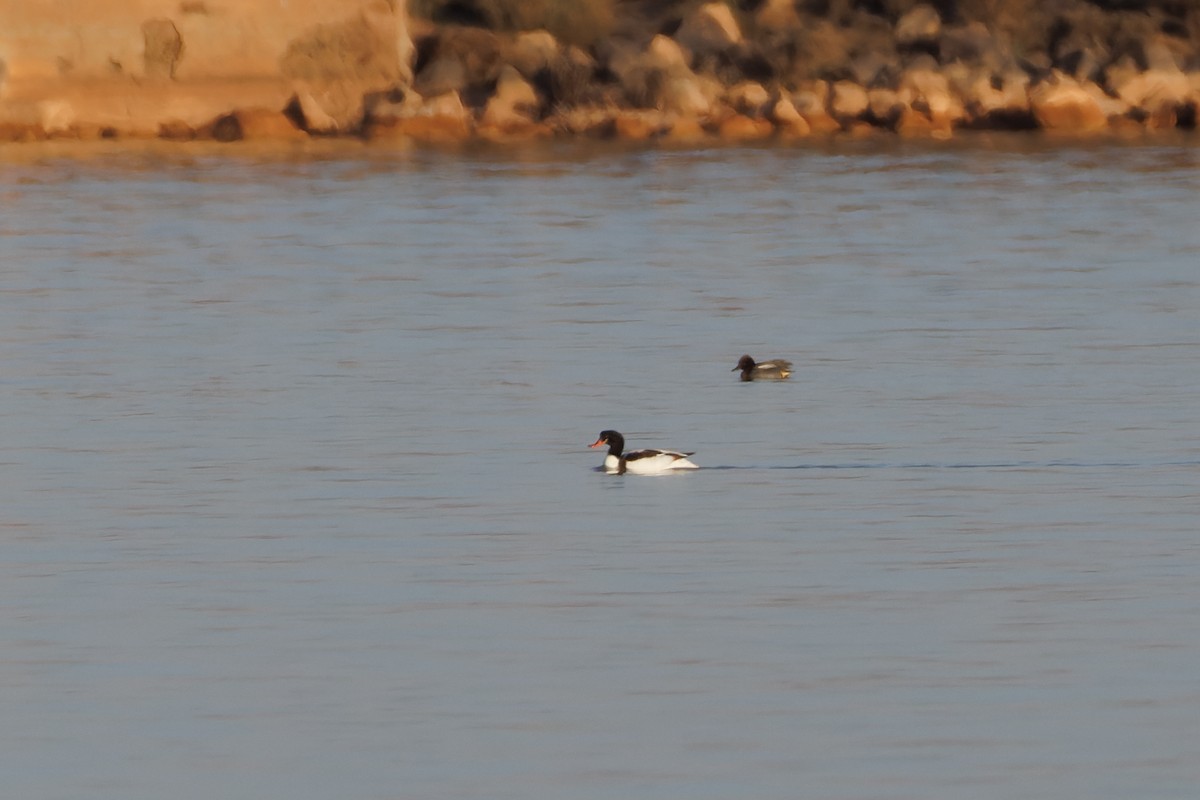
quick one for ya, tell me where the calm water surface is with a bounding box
[2,139,1198,799]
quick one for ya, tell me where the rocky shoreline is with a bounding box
[2,1,1198,147]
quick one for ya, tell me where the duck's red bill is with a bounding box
[589,439,606,448]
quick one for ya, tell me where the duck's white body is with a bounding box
[601,449,700,475]
[591,430,698,475]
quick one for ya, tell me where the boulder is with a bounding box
[208,108,307,142]
[158,119,195,140]
[480,65,541,130]
[365,89,472,142]
[1110,68,1192,115]
[675,2,743,60]
[770,96,811,138]
[279,1,413,133]
[287,83,370,135]
[612,111,670,141]
[954,68,1035,129]
[725,81,770,117]
[646,35,691,73]
[663,115,709,144]
[508,30,560,80]
[717,113,773,142]
[896,5,941,51]
[895,108,936,138]
[660,73,714,117]
[414,57,467,97]
[829,80,869,121]
[37,99,75,134]
[1027,72,1112,133]
[755,0,801,31]
[792,83,840,134]
[867,88,905,128]
[417,25,503,93]
[900,65,965,128]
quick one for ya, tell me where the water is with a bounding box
[2,139,1198,799]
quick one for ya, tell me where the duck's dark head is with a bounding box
[733,355,756,379]
[589,430,624,455]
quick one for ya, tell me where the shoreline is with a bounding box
[2,2,1198,150]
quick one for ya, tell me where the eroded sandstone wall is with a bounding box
[0,0,413,137]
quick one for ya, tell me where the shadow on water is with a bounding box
[700,460,1200,470]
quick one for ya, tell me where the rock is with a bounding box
[611,36,707,112]
[659,73,714,117]
[1027,72,1112,133]
[481,65,541,130]
[37,100,75,134]
[895,108,935,138]
[547,106,614,137]
[896,5,941,51]
[646,35,691,73]
[717,113,773,141]
[940,22,1019,78]
[792,83,840,134]
[209,108,307,142]
[755,0,801,31]
[900,65,965,129]
[414,57,467,97]
[508,30,560,80]
[663,115,709,144]
[288,86,350,134]
[158,119,195,140]
[417,25,503,92]
[770,96,811,138]
[279,2,413,132]
[725,81,770,117]
[1110,68,1192,115]
[675,2,743,60]
[769,95,802,125]
[613,111,669,141]
[867,88,905,128]
[0,122,46,142]
[537,45,598,108]
[829,80,869,121]
[955,68,1035,130]
[365,90,472,142]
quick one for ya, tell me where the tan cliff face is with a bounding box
[0,0,414,137]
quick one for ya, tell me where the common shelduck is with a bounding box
[733,354,793,381]
[589,430,699,475]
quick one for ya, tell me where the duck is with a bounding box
[589,430,699,475]
[733,354,793,381]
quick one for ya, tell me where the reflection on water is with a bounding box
[1,139,1198,800]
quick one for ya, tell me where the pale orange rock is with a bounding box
[612,111,672,141]
[209,108,307,142]
[676,2,743,59]
[365,90,472,143]
[1028,73,1110,133]
[663,115,708,143]
[481,65,540,130]
[717,113,772,141]
[829,80,869,120]
[725,81,770,117]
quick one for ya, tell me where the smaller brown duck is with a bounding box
[733,354,793,381]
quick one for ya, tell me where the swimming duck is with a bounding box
[589,430,699,475]
[733,354,793,381]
